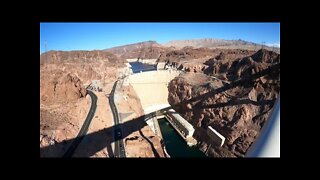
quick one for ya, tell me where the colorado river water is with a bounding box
[158,118,206,157]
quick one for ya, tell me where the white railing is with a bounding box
[245,94,280,157]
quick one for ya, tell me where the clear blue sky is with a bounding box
[40,23,280,54]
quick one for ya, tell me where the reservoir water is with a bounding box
[158,118,206,157]
[129,62,157,73]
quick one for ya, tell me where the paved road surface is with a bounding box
[63,90,97,158]
[109,80,126,157]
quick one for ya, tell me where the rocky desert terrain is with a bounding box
[167,49,280,157]
[40,50,125,157]
[40,49,165,157]
[115,84,166,157]
[40,39,280,158]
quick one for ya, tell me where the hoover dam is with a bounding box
[125,69,181,114]
[120,60,206,156]
[40,34,280,158]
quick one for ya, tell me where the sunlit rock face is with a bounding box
[167,49,280,157]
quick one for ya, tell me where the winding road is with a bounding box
[109,80,126,157]
[63,90,97,158]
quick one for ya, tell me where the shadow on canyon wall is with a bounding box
[40,63,279,157]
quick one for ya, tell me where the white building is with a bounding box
[166,109,195,139]
[207,126,225,147]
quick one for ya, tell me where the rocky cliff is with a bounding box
[159,48,255,74]
[40,50,125,65]
[40,50,123,105]
[121,46,173,60]
[167,49,280,157]
[158,47,215,63]
[204,49,279,81]
[40,50,124,157]
[40,72,87,104]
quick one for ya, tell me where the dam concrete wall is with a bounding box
[139,59,157,65]
[207,126,225,147]
[126,70,181,114]
[166,109,197,146]
[126,58,138,62]
[126,58,158,65]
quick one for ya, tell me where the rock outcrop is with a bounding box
[40,49,124,157]
[120,46,173,60]
[40,94,91,157]
[40,55,121,105]
[178,62,208,73]
[160,48,255,73]
[204,49,279,81]
[40,72,87,104]
[167,49,280,157]
[40,50,125,65]
[251,49,280,63]
[158,47,215,64]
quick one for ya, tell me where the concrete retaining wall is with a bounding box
[167,109,195,138]
[126,58,158,65]
[157,62,166,70]
[139,59,157,65]
[207,126,225,147]
[127,70,181,113]
[126,58,138,62]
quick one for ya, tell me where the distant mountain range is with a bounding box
[104,41,161,57]
[163,38,280,53]
[104,38,280,56]
[41,38,280,60]
[163,38,257,48]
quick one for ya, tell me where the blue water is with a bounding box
[158,118,206,157]
[129,62,156,73]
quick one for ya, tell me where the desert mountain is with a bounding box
[40,50,125,65]
[163,38,280,53]
[104,40,163,57]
